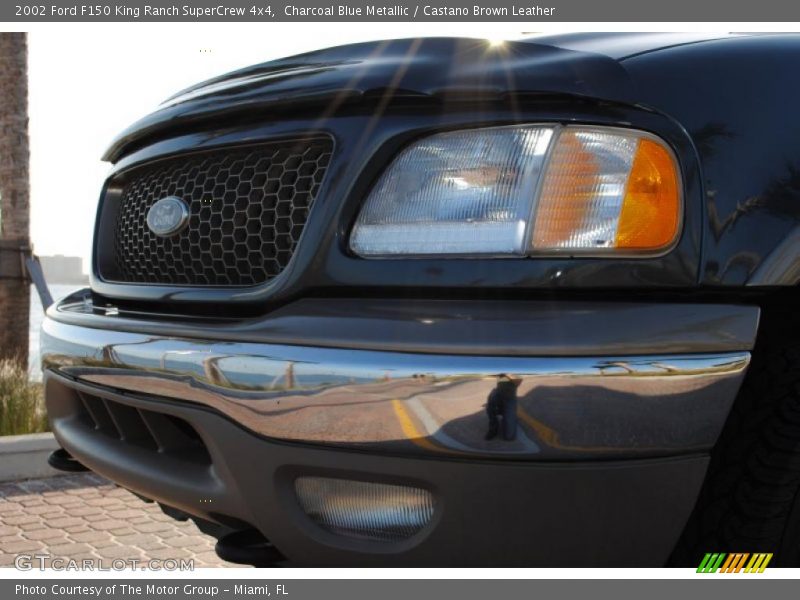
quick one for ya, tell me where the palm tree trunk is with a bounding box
[0,33,30,368]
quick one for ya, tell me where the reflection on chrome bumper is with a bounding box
[42,317,749,460]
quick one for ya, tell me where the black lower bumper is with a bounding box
[46,370,708,567]
[41,296,761,566]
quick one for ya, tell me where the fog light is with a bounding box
[294,477,435,542]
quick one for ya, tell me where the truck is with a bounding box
[41,32,800,567]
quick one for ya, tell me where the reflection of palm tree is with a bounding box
[694,123,800,242]
[101,339,158,368]
[0,34,31,367]
[285,362,295,389]
[101,344,121,365]
[755,164,800,219]
[202,356,231,387]
[692,122,735,161]
[597,361,635,375]
[708,194,765,242]
[651,362,679,374]
[269,361,296,389]
[692,122,739,241]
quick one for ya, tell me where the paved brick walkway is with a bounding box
[0,473,239,568]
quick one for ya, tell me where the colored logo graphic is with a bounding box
[697,553,773,573]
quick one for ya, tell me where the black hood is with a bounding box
[102,36,638,162]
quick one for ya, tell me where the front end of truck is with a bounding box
[44,34,799,566]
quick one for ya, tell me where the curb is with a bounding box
[0,432,61,482]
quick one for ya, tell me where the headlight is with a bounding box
[350,125,681,257]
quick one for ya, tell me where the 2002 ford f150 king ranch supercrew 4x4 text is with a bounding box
[40,33,800,567]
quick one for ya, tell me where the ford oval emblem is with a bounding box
[146,196,190,237]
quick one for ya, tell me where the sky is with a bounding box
[26,23,535,273]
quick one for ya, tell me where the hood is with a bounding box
[103,36,639,162]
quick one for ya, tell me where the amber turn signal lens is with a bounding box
[616,139,680,250]
[532,127,681,254]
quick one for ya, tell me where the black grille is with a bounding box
[106,139,333,286]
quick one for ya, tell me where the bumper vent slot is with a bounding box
[99,138,333,287]
[76,390,211,465]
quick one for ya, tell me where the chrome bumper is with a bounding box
[42,316,750,460]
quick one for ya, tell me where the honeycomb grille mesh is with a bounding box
[108,139,332,286]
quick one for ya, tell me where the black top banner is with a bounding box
[4,0,799,21]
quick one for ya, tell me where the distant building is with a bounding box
[38,255,88,285]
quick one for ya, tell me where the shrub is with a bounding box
[0,360,48,436]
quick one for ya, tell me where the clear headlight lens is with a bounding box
[350,126,554,256]
[350,124,681,257]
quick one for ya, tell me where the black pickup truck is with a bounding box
[41,33,800,567]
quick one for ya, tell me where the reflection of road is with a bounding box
[390,399,442,454]
[85,373,431,449]
[82,368,743,458]
[392,396,539,454]
[400,379,541,454]
[84,373,534,454]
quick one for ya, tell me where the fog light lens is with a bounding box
[295,477,435,542]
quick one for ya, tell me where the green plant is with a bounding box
[0,359,48,435]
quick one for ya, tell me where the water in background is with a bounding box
[29,283,83,381]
